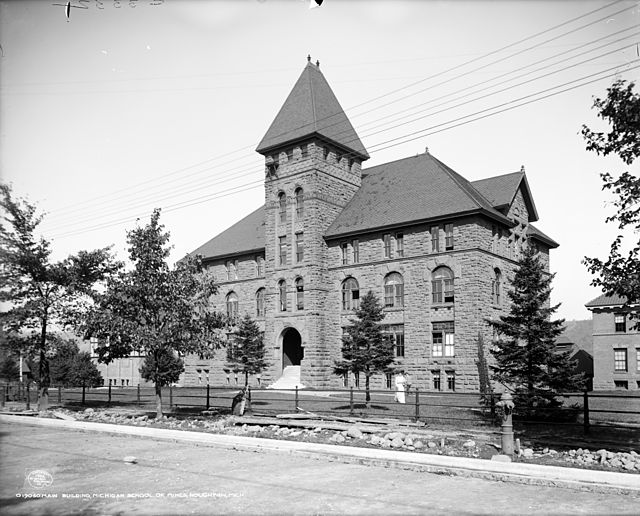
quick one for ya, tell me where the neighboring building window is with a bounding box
[445,224,454,250]
[256,288,265,318]
[226,292,238,320]
[342,278,360,311]
[432,267,454,303]
[383,324,405,357]
[614,380,628,390]
[615,313,626,332]
[432,371,441,391]
[342,373,348,388]
[278,192,287,223]
[431,226,439,252]
[352,239,359,263]
[385,373,392,390]
[492,268,502,305]
[295,188,304,219]
[446,371,456,391]
[433,321,454,357]
[614,348,627,371]
[279,236,287,266]
[256,256,264,277]
[278,280,287,312]
[384,272,404,308]
[349,159,354,172]
[295,277,304,310]
[396,233,404,257]
[636,348,640,371]
[383,233,392,258]
[341,242,349,265]
[354,372,360,388]
[295,232,304,263]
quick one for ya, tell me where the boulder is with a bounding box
[346,426,364,439]
[123,456,137,464]
[427,441,437,449]
[330,433,345,443]
[462,440,476,449]
[381,439,392,448]
[391,437,404,448]
[413,441,424,449]
[404,437,413,447]
[523,448,534,458]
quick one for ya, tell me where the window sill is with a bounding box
[431,303,454,308]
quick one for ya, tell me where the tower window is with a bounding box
[295,277,304,310]
[301,144,308,158]
[492,268,502,305]
[278,192,287,223]
[295,232,304,263]
[278,280,287,312]
[383,233,392,259]
[279,236,287,266]
[445,224,454,250]
[295,188,304,219]
[256,288,265,318]
[396,233,404,257]
[341,242,349,265]
[431,226,439,252]
[287,149,293,161]
[352,239,359,263]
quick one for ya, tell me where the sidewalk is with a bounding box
[1,414,639,495]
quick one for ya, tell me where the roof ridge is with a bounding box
[431,155,495,212]
[308,64,318,133]
[472,170,524,184]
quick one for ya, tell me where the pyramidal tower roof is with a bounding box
[256,58,369,160]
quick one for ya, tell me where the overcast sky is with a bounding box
[1,0,638,322]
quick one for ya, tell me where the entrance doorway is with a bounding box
[282,328,303,369]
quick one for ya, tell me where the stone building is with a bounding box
[586,294,640,390]
[184,60,558,392]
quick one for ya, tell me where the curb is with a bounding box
[2,414,639,495]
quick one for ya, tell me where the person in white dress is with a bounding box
[394,372,406,404]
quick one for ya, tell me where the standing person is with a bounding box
[395,371,406,404]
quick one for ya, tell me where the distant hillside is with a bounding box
[560,319,593,354]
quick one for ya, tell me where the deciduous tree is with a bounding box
[84,209,224,418]
[334,291,394,408]
[0,184,119,410]
[488,246,584,414]
[582,79,640,323]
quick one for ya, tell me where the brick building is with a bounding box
[183,60,559,392]
[586,294,640,390]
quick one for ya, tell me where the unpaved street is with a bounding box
[0,422,637,515]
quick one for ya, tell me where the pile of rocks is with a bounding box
[561,448,640,471]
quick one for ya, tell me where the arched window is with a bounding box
[295,277,304,310]
[492,269,502,305]
[432,267,454,304]
[226,292,238,320]
[256,288,266,317]
[384,272,404,308]
[342,278,360,311]
[295,187,304,219]
[278,192,287,223]
[278,280,287,312]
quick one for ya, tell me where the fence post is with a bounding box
[137,384,141,405]
[349,387,354,415]
[583,390,590,434]
[294,386,299,412]
[206,384,210,410]
[414,387,420,422]
[108,383,112,406]
[57,386,62,405]
[82,385,86,405]
[169,385,173,409]
[25,382,30,411]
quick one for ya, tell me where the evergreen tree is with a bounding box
[582,79,640,325]
[70,351,103,389]
[334,291,394,408]
[226,314,267,387]
[488,245,584,414]
[84,209,225,418]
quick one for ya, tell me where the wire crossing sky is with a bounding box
[1,0,638,322]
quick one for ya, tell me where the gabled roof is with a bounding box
[324,153,513,239]
[188,205,265,260]
[527,224,559,249]
[585,293,628,308]
[256,61,369,160]
[471,171,539,222]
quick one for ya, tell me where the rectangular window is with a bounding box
[615,313,626,332]
[341,242,349,265]
[432,322,454,357]
[396,233,404,257]
[614,380,628,390]
[445,224,454,250]
[383,324,405,358]
[446,371,456,391]
[256,256,263,277]
[354,372,360,388]
[352,239,359,263]
[432,371,441,391]
[383,233,392,258]
[296,282,304,311]
[614,348,627,371]
[431,226,439,252]
[385,373,392,390]
[295,233,304,263]
[279,236,287,266]
[232,260,238,280]
[342,373,348,388]
[637,348,640,372]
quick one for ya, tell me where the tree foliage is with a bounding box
[84,209,224,417]
[226,313,267,387]
[334,291,394,407]
[488,246,584,413]
[47,339,103,388]
[582,80,640,319]
[139,348,184,388]
[0,184,119,410]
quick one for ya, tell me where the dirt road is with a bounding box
[0,422,637,515]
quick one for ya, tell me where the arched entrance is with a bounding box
[282,328,303,369]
